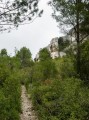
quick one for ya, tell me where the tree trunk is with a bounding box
[76,0,81,77]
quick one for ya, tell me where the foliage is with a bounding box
[40,60,57,80]
[0,49,22,120]
[39,48,51,61]
[28,59,57,83]
[28,62,44,83]
[54,57,76,79]
[18,67,32,85]
[0,49,8,57]
[80,40,89,82]
[58,37,70,51]
[49,0,89,76]
[49,0,89,35]
[0,0,43,32]
[0,57,11,86]
[26,53,89,120]
[0,42,89,120]
[16,47,32,67]
[30,77,89,120]
[0,74,21,120]
[8,57,21,70]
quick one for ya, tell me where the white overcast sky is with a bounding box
[0,0,63,58]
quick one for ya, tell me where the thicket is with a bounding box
[80,40,89,82]
[0,47,35,120]
[0,74,21,120]
[0,40,89,120]
[0,53,21,120]
[26,41,89,120]
[58,37,70,51]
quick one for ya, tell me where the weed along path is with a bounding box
[20,85,38,120]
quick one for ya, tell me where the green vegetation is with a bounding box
[0,0,42,32]
[16,47,33,68]
[58,37,70,51]
[29,78,89,120]
[1,39,89,120]
[0,47,33,120]
[25,40,89,120]
[0,41,89,120]
[0,55,21,120]
[80,40,89,82]
[0,49,8,57]
[50,0,89,77]
[0,1,89,120]
[39,48,51,61]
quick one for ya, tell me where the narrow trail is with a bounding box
[20,85,38,120]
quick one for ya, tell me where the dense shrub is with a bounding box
[58,37,70,51]
[27,55,89,120]
[0,55,22,120]
[0,73,21,120]
[54,57,76,79]
[80,40,89,82]
[29,60,57,83]
[39,48,51,61]
[40,60,57,80]
[0,57,10,86]
[30,78,89,120]
[16,47,32,68]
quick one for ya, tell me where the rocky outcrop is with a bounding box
[47,37,59,59]
[35,37,68,61]
[35,27,89,61]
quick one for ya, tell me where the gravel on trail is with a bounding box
[20,85,38,120]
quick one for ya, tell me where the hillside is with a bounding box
[0,39,89,120]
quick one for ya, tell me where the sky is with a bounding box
[0,0,63,58]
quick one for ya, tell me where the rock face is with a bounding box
[35,35,77,61]
[35,52,39,62]
[47,37,59,59]
[35,27,89,61]
[35,37,60,61]
[35,37,67,61]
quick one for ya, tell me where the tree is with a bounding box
[0,0,43,32]
[49,0,89,77]
[0,49,8,57]
[58,37,70,51]
[16,47,32,67]
[38,48,57,80]
[80,40,89,82]
[0,58,10,86]
[39,48,51,61]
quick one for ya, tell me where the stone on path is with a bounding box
[20,85,38,120]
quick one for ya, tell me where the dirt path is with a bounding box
[20,85,38,120]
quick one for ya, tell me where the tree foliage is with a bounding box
[0,0,43,32]
[0,50,21,120]
[80,40,89,82]
[29,76,89,120]
[29,60,57,83]
[58,37,70,51]
[49,0,89,76]
[16,47,32,67]
[0,49,8,57]
[49,0,89,35]
[39,48,51,61]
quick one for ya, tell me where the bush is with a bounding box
[30,78,89,120]
[40,60,57,80]
[29,60,57,83]
[80,40,89,82]
[27,51,89,120]
[54,57,76,79]
[0,73,21,120]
